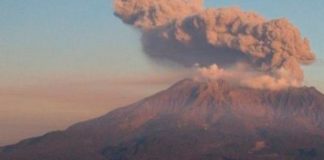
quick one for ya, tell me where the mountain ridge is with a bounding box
[1,79,324,160]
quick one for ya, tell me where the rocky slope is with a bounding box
[1,79,324,160]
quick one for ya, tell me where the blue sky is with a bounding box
[0,0,323,89]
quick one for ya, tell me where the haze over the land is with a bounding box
[1,0,324,146]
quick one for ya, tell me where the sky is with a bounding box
[0,0,323,146]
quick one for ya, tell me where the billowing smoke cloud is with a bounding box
[197,64,300,90]
[114,0,315,90]
[114,0,203,29]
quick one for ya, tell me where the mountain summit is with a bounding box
[1,79,324,160]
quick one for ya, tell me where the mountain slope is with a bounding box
[1,79,324,160]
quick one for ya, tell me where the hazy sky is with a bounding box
[1,0,324,87]
[0,0,323,145]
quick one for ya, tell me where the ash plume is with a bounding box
[114,0,203,29]
[114,0,315,89]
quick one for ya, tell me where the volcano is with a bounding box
[1,79,324,160]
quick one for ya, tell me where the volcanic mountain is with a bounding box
[1,79,324,160]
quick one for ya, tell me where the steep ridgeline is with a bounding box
[1,79,324,160]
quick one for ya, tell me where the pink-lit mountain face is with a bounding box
[1,79,324,160]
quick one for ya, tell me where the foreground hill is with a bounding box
[1,79,324,160]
